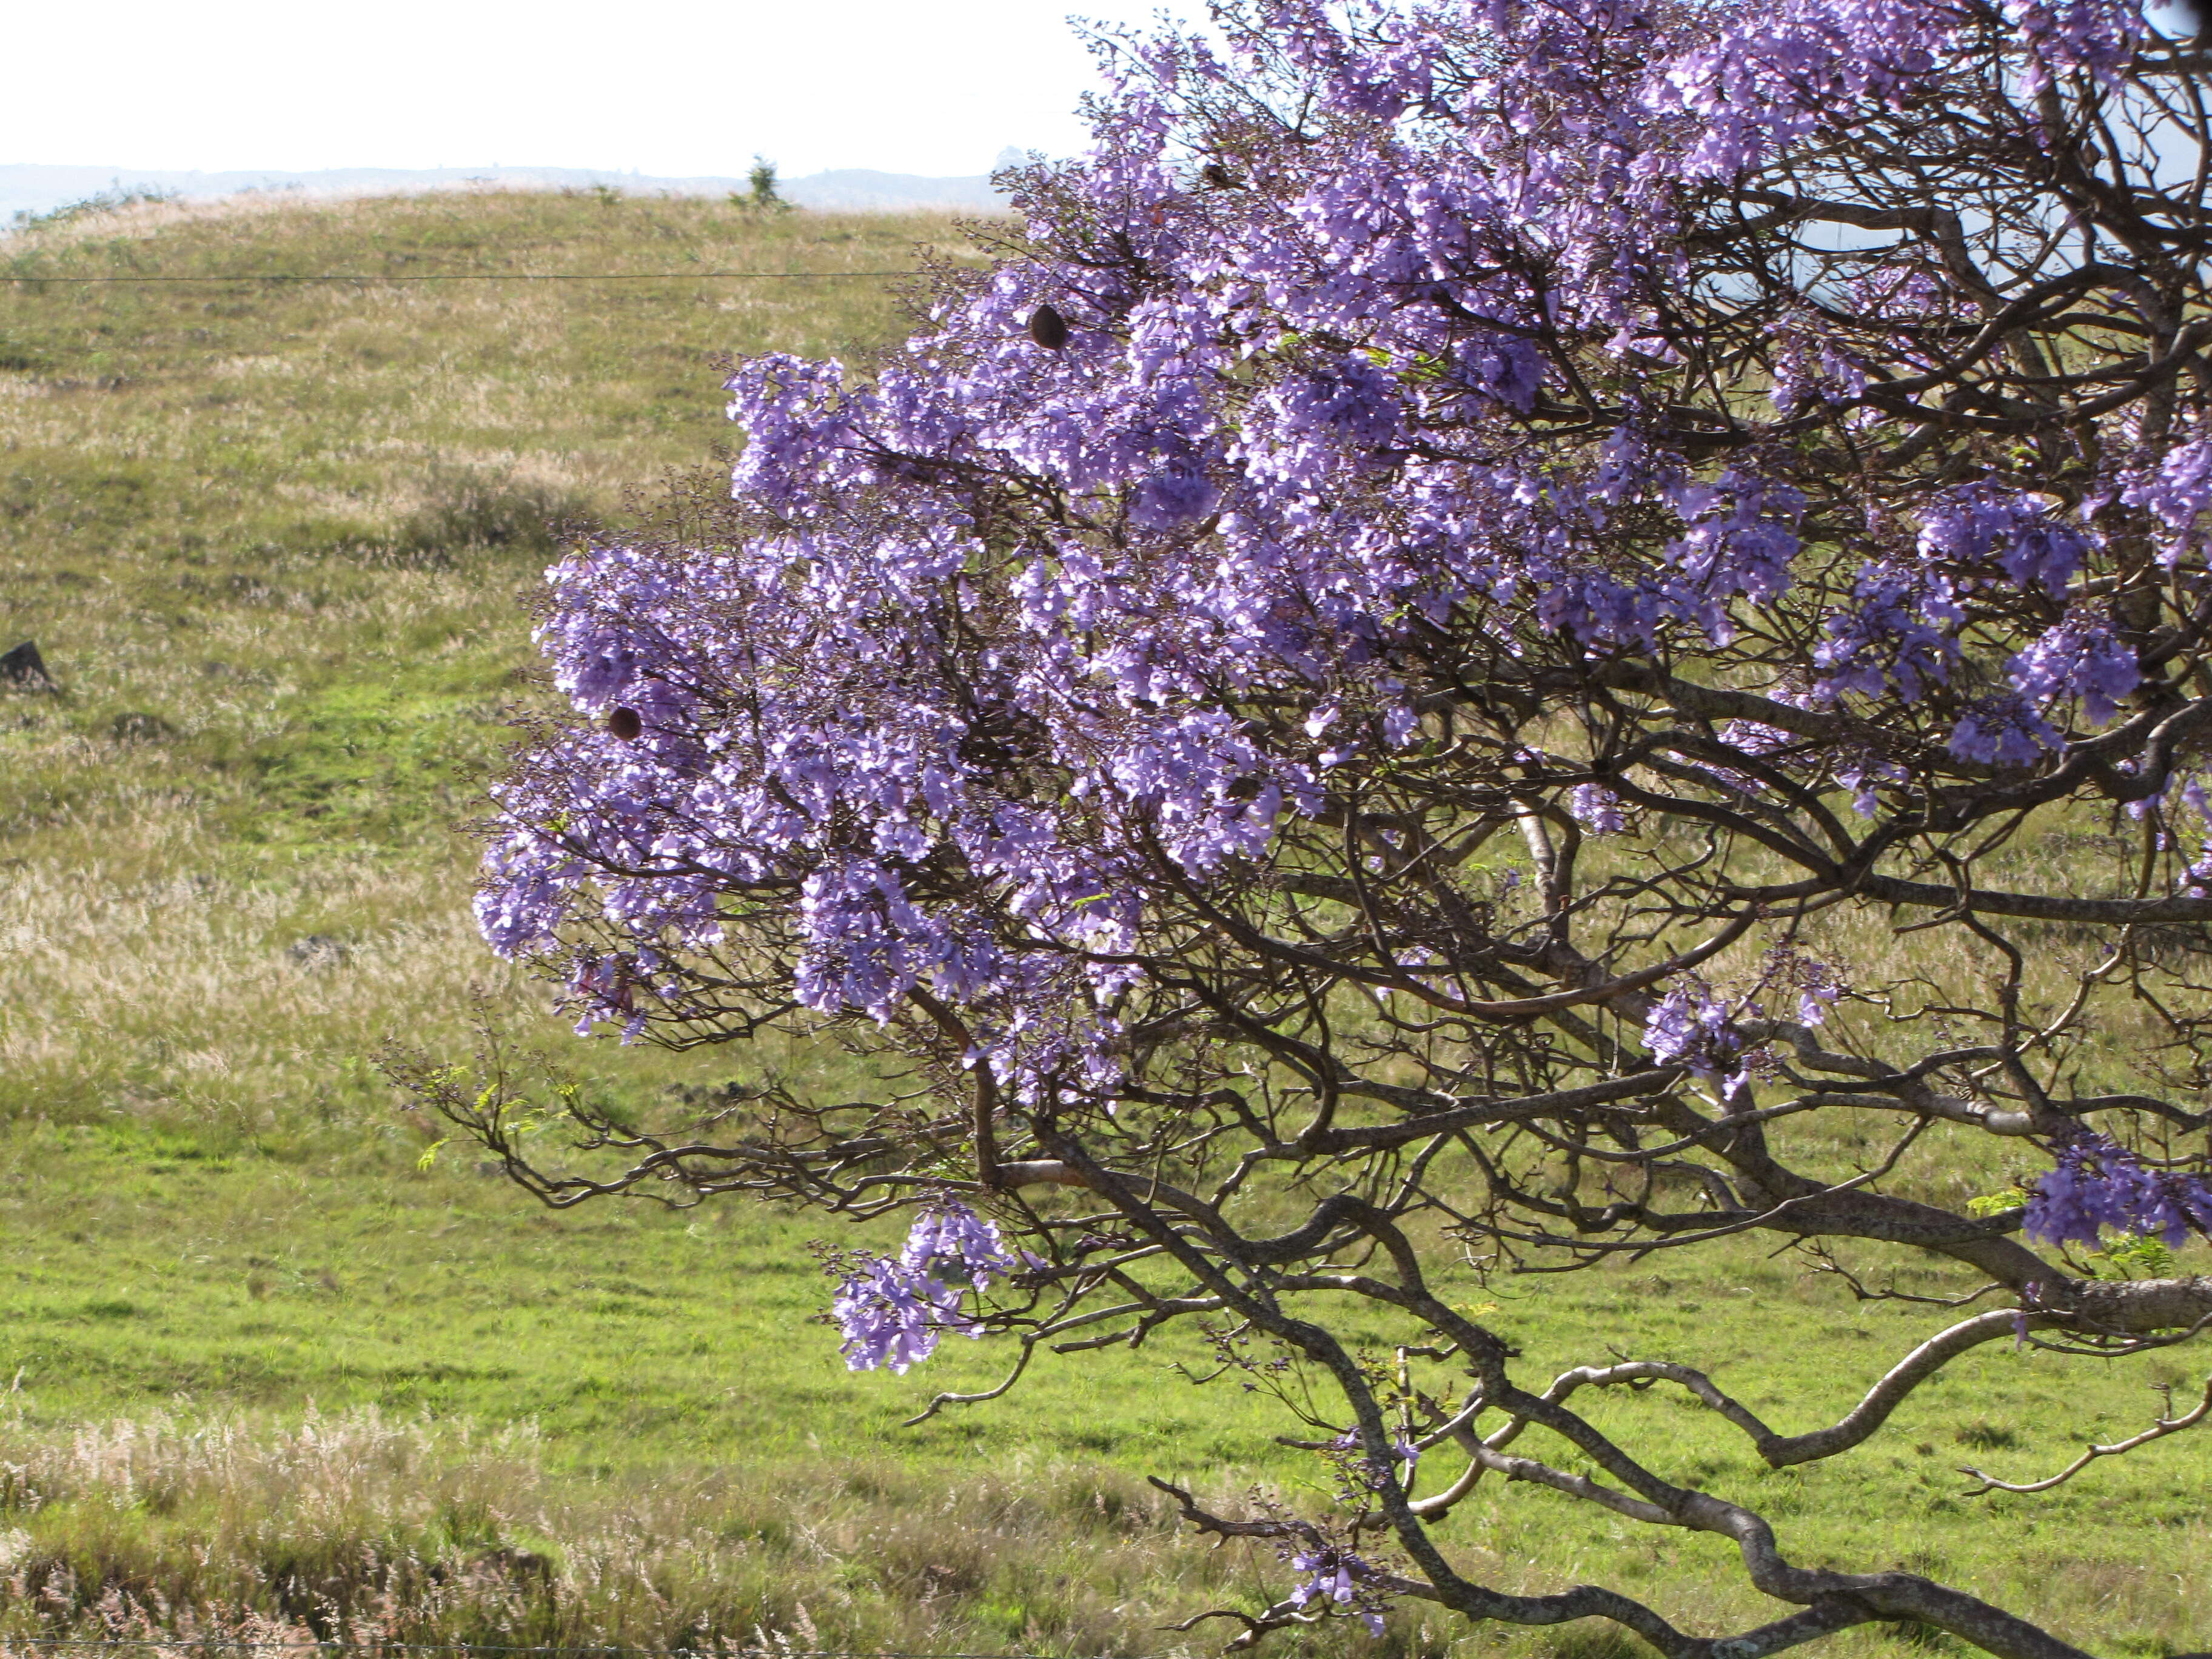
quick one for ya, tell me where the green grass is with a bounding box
[0,1118,1287,1476]
[1,190,2208,1658]
[5,1124,2208,1657]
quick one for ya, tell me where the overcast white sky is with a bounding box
[3,0,1210,180]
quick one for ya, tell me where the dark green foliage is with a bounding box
[747,156,785,210]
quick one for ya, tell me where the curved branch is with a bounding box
[1960,1373,2212,1495]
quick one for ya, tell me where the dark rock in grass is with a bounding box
[0,640,56,690]
[287,934,352,970]
[428,1546,556,1590]
[472,1546,555,1586]
[108,710,176,742]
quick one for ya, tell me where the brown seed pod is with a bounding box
[606,706,643,741]
[1028,303,1070,350]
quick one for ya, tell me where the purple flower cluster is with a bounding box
[1768,324,1868,417]
[1917,484,2093,595]
[901,1202,1017,1288]
[1328,1429,1421,1472]
[2023,1132,2212,1253]
[1655,0,2138,179]
[1947,695,2063,769]
[1569,783,1627,836]
[831,1258,967,1375]
[1289,1547,1385,1635]
[1813,565,1961,704]
[1641,953,1845,1077]
[1760,945,1846,1028]
[2006,614,2140,726]
[2122,433,2212,564]
[830,1202,1016,1373]
[1641,981,1746,1081]
[468,0,2191,1187]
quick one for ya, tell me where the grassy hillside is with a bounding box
[0,191,2206,1659]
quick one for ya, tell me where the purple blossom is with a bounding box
[1129,464,1220,529]
[1661,468,1805,640]
[2003,0,2145,91]
[2024,1131,2212,1252]
[1769,326,1868,416]
[1459,333,1544,413]
[900,1201,1017,1289]
[1813,564,1960,703]
[1642,980,1746,1080]
[1569,783,1626,835]
[1947,695,2062,768]
[830,1201,1014,1373]
[1328,1429,1421,1472]
[2007,614,2140,726]
[1761,946,1846,1028]
[568,952,637,1038]
[1835,754,1909,817]
[2122,434,2212,565]
[831,1256,965,1374]
[1289,1547,1369,1609]
[1917,485,2093,594]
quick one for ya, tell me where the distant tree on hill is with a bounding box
[404,1,2212,1652]
[746,155,784,210]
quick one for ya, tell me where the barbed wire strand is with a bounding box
[1,270,926,286]
[0,1644,1084,1658]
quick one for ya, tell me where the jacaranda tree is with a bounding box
[402,1,2212,1652]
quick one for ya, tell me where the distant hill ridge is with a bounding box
[0,162,1008,223]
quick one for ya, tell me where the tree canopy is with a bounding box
[410,2,2212,1654]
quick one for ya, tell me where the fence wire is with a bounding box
[1,270,922,286]
[0,1644,1102,1659]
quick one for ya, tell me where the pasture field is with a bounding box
[0,191,2205,1659]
